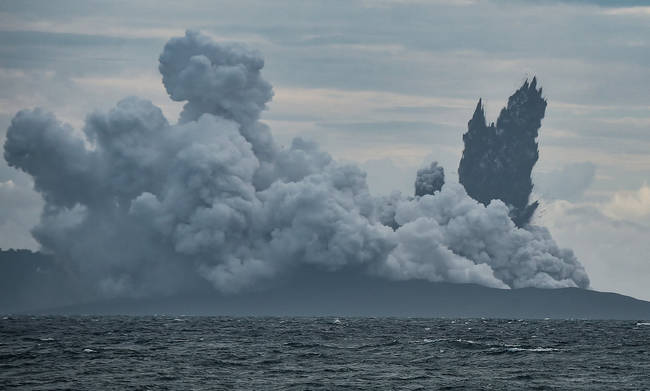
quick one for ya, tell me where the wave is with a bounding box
[419,338,560,353]
[506,347,559,353]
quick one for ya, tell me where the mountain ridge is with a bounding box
[8,271,650,320]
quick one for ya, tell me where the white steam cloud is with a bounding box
[3,31,589,298]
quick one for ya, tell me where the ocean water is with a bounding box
[1,317,649,390]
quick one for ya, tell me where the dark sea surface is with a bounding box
[1,316,649,390]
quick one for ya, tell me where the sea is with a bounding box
[1,316,649,390]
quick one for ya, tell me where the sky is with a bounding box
[0,0,649,300]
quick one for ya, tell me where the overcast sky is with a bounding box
[1,0,649,300]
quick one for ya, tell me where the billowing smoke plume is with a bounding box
[458,79,546,227]
[415,162,444,197]
[386,184,588,289]
[159,31,273,126]
[3,31,588,299]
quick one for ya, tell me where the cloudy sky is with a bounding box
[1,0,649,300]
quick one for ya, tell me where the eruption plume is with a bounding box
[458,79,546,227]
[3,31,589,300]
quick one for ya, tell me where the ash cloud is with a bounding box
[159,30,273,126]
[458,79,546,227]
[3,31,589,300]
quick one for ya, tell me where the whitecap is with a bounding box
[422,338,445,343]
[83,348,95,353]
[508,347,558,353]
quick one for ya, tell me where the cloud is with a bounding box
[601,6,650,16]
[3,30,589,301]
[604,184,650,221]
[360,157,416,196]
[0,176,41,250]
[540,198,650,300]
[533,161,596,201]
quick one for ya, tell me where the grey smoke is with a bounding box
[458,78,546,227]
[3,31,589,299]
[388,184,588,289]
[415,162,445,197]
[159,30,273,126]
